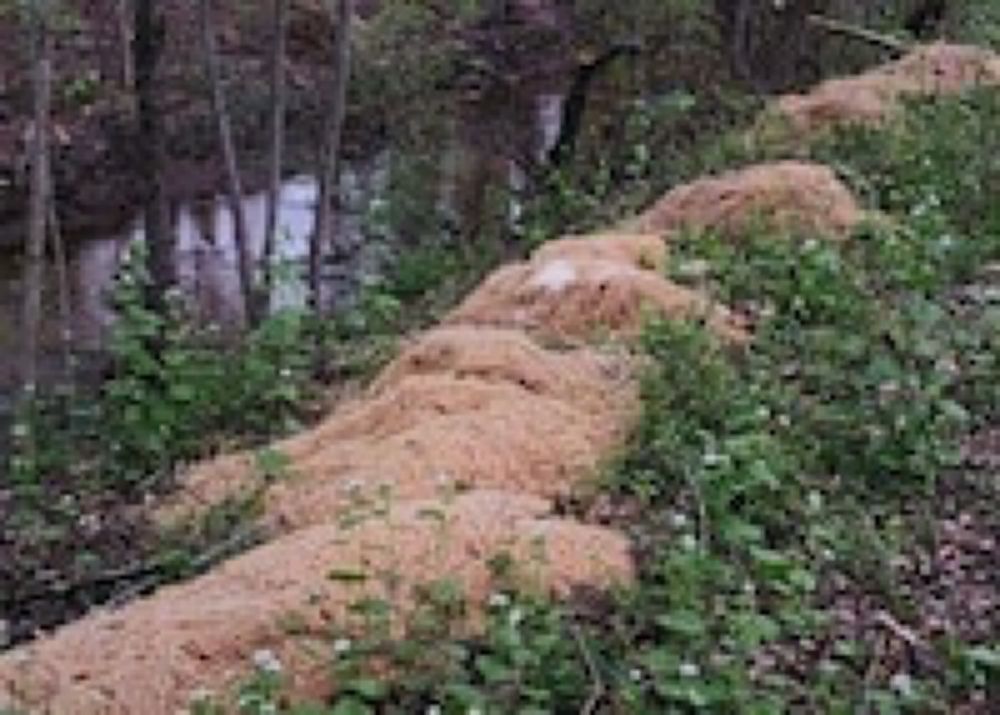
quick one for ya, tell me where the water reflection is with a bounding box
[0,162,390,397]
[58,175,329,347]
[0,73,569,404]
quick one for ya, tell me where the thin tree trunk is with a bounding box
[310,0,354,313]
[732,0,753,84]
[198,0,256,326]
[259,0,289,319]
[117,0,133,92]
[134,0,175,311]
[714,0,753,84]
[46,174,73,380]
[20,3,52,397]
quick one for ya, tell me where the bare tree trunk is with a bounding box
[117,0,133,92]
[732,0,753,84]
[20,2,52,397]
[310,0,355,313]
[198,0,256,326]
[259,0,290,319]
[134,0,175,311]
[47,174,73,380]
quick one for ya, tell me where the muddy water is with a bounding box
[0,165,385,387]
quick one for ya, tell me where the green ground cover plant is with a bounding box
[227,88,1000,714]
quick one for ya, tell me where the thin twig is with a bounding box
[0,561,159,608]
[2,527,262,611]
[572,624,605,715]
[874,609,930,652]
[106,526,262,607]
[807,14,911,55]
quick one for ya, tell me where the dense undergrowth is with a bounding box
[4,15,1000,709]
[1,84,743,647]
[0,228,503,643]
[214,90,1000,713]
[1,12,765,643]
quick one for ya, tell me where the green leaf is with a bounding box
[345,677,387,701]
[964,645,1000,670]
[476,654,513,684]
[656,610,707,638]
[255,448,291,481]
[330,696,373,715]
[328,568,369,583]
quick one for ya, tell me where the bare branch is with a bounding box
[807,14,911,55]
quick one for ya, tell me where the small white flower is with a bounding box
[340,479,363,494]
[434,472,452,487]
[488,592,511,609]
[189,687,215,704]
[890,671,914,697]
[425,706,442,715]
[680,533,698,551]
[679,661,700,679]
[702,451,724,467]
[675,259,711,280]
[467,708,484,715]
[508,607,524,628]
[670,512,688,529]
[333,638,353,655]
[251,648,283,674]
[629,667,643,682]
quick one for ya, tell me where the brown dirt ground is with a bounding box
[0,490,633,714]
[2,33,997,715]
[446,232,749,343]
[760,42,1000,143]
[0,168,874,712]
[627,161,864,240]
[157,324,639,530]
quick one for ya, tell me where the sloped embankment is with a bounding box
[759,42,1000,142]
[0,178,851,712]
[627,161,863,239]
[0,492,631,712]
[6,41,994,714]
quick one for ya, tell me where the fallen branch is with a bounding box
[1,527,263,612]
[874,609,930,652]
[106,526,262,608]
[807,14,911,55]
[0,560,160,608]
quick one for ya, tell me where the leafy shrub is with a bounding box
[96,243,313,484]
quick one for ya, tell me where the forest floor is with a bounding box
[1,43,999,713]
[0,0,558,647]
